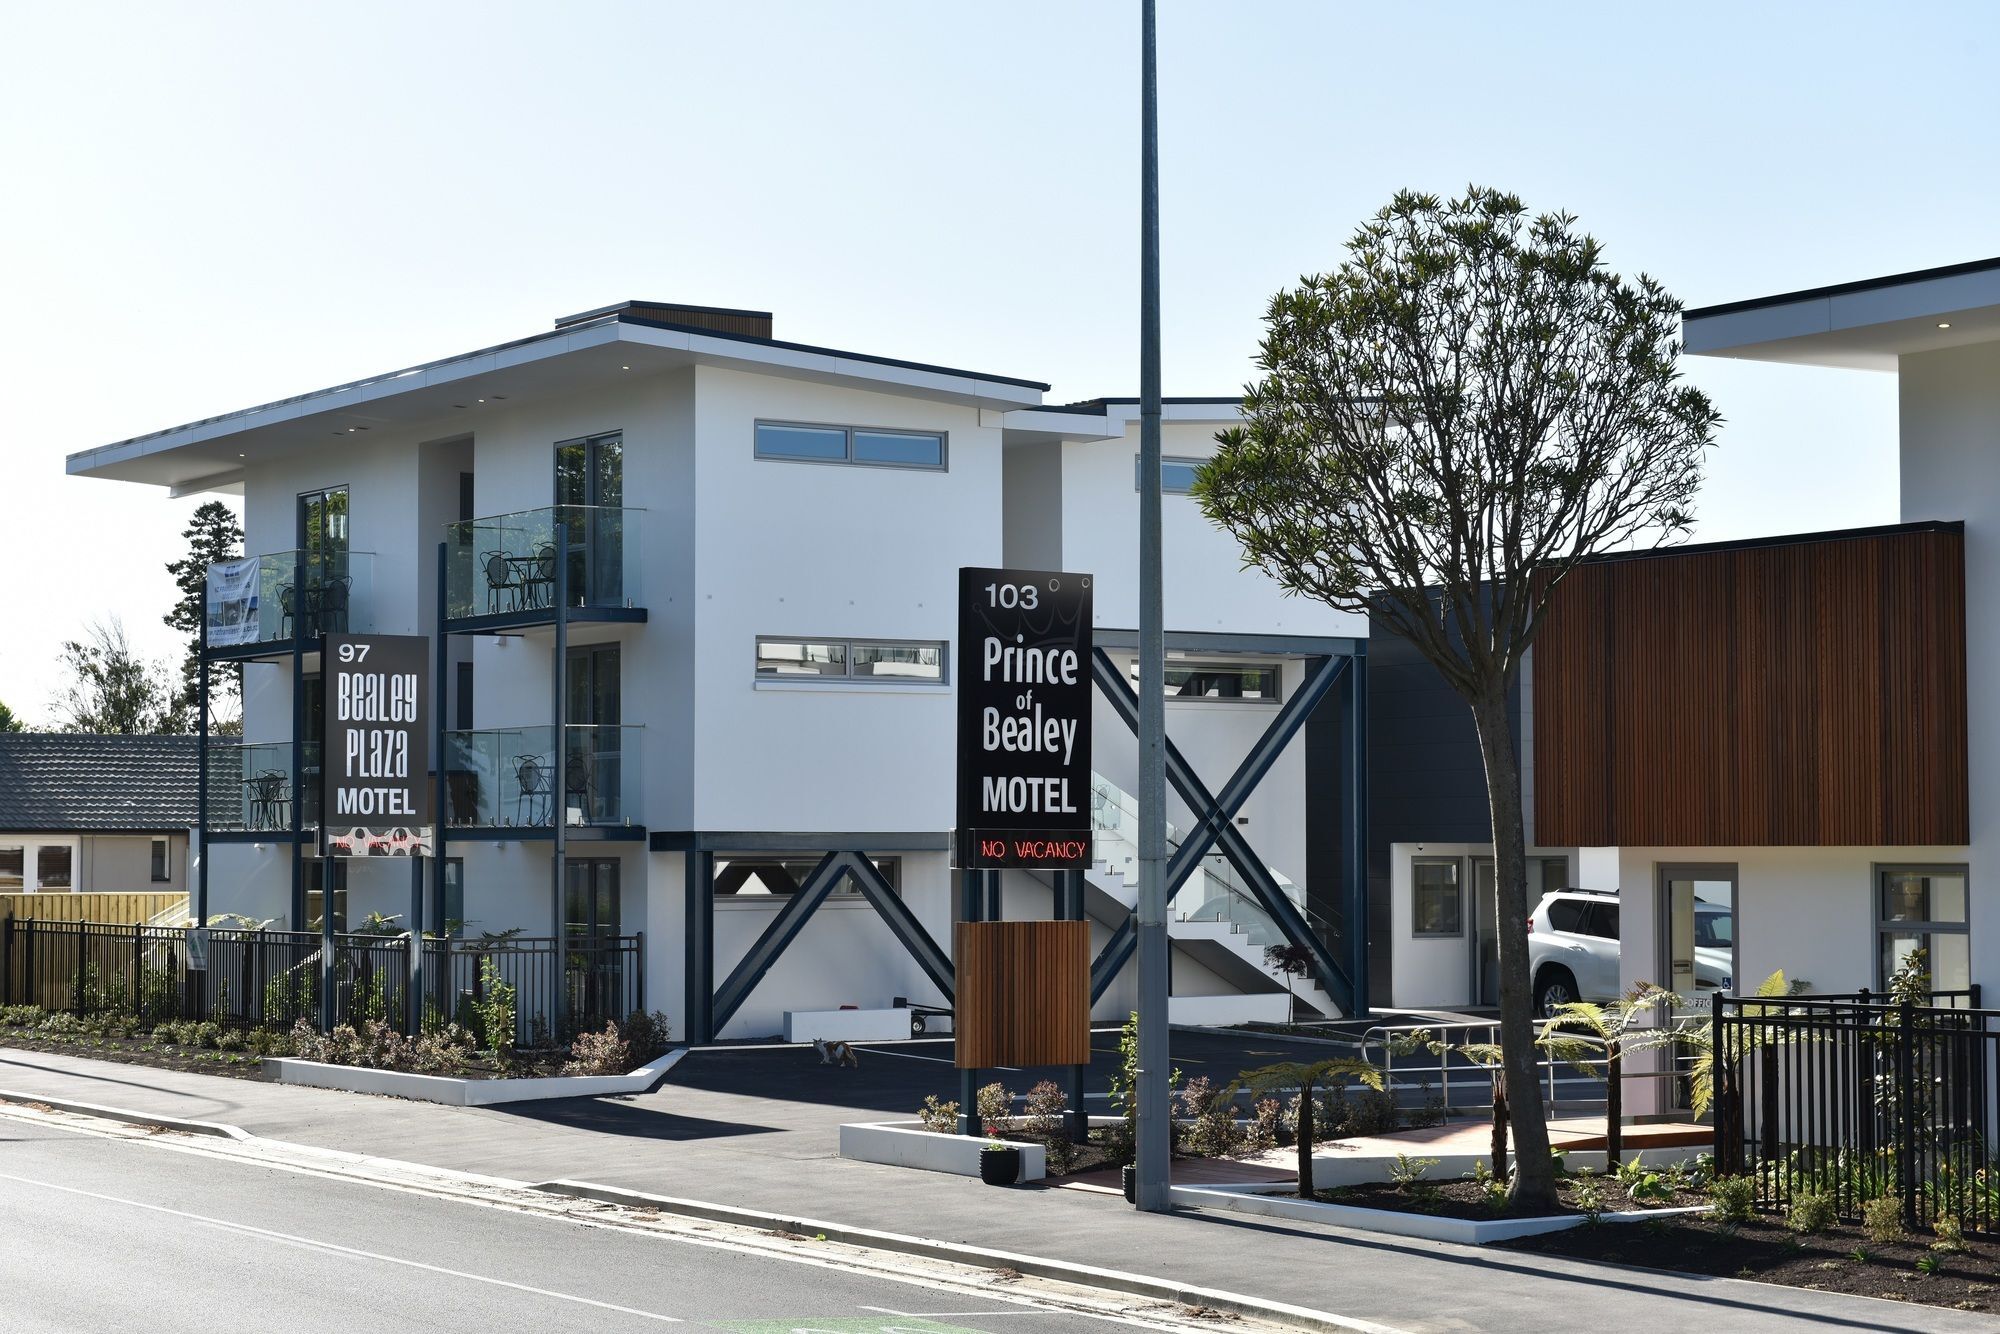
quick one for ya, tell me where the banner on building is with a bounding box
[955,566,1092,869]
[205,557,261,647]
[322,634,431,858]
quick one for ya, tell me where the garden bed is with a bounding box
[1502,1208,1999,1314]
[0,1024,276,1079]
[1313,1172,1706,1221]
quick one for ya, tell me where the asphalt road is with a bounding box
[0,1118,1185,1334]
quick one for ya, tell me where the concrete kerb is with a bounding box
[0,1088,250,1140]
[534,1178,1403,1334]
[262,1046,689,1105]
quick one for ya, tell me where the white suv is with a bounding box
[1528,889,1733,1016]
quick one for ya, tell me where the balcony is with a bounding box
[441,725,643,839]
[203,549,376,660]
[443,506,645,632]
[204,740,322,838]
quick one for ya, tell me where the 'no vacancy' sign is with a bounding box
[955,566,1092,870]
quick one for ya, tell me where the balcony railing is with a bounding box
[442,725,642,830]
[204,549,375,651]
[205,740,323,833]
[444,506,643,623]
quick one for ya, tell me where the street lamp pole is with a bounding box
[1132,0,1171,1214]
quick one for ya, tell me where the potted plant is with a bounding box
[979,1139,1021,1186]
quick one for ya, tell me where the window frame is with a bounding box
[1411,856,1465,938]
[150,838,171,883]
[1136,455,1208,495]
[755,418,948,472]
[754,635,949,686]
[1874,863,1971,992]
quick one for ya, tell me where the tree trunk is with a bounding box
[1469,681,1560,1211]
[1491,1074,1510,1181]
[1605,1041,1623,1169]
[1297,1076,1316,1199]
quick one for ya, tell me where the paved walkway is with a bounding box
[0,1047,1985,1334]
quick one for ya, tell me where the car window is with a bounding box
[1546,901,1587,933]
[1695,910,1733,948]
[1583,905,1620,940]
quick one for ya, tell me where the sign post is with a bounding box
[321,634,431,1031]
[954,566,1094,1136]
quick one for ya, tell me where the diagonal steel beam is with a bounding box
[845,852,954,1001]
[1091,915,1137,1001]
[711,851,845,1032]
[1090,649,1354,1009]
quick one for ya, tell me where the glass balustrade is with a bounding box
[444,506,643,622]
[204,550,375,650]
[205,741,323,832]
[441,725,642,829]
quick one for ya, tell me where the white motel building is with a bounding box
[68,302,1370,1041]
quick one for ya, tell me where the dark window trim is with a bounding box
[150,837,171,883]
[754,419,948,472]
[1411,855,1464,938]
[1873,862,1970,989]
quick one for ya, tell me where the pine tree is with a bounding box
[164,500,244,725]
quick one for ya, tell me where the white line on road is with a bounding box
[0,1171,683,1324]
[858,1306,1069,1318]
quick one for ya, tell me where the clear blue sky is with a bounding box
[2,1,1996,719]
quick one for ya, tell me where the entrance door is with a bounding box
[1659,863,1737,1108]
[563,857,621,937]
[1471,857,1499,1006]
[563,857,623,1025]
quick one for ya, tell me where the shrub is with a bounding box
[1573,1176,1607,1225]
[1388,1153,1439,1188]
[619,1010,673,1063]
[1022,1080,1075,1174]
[1861,1195,1905,1244]
[917,1095,960,1135]
[1934,1214,1968,1253]
[1247,1097,1283,1154]
[561,1023,632,1076]
[1176,1077,1241,1159]
[409,1024,476,1072]
[1709,1175,1757,1224]
[1788,1191,1838,1235]
[1342,1086,1400,1137]
[473,958,517,1056]
[976,1081,1014,1136]
[0,1005,42,1027]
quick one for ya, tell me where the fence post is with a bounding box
[73,919,86,1012]
[1897,998,1919,1232]
[133,922,142,1018]
[1,915,12,1006]
[24,919,36,1011]
[634,931,644,1018]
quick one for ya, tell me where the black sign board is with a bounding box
[322,633,431,859]
[956,566,1092,869]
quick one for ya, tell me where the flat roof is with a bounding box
[1574,518,1963,568]
[68,311,1050,491]
[1682,256,2000,370]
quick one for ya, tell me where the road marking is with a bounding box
[858,1306,1069,1318]
[0,1171,682,1323]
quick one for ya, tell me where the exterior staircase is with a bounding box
[1086,772,1344,1022]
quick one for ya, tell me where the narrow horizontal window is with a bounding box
[716,856,900,899]
[756,420,947,471]
[1137,455,1208,494]
[756,636,947,684]
[1128,659,1282,701]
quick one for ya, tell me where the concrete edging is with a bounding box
[0,1088,251,1140]
[261,1047,686,1105]
[534,1178,1401,1334]
[838,1120,1047,1181]
[1173,1183,1709,1244]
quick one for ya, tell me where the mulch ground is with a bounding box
[0,1031,274,1080]
[1314,1174,1706,1221]
[1502,1206,1999,1314]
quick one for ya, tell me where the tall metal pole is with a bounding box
[196,599,209,927]
[1133,0,1171,1214]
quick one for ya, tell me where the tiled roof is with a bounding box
[0,734,198,833]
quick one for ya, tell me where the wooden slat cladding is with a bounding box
[953,920,1091,1068]
[1533,525,1967,848]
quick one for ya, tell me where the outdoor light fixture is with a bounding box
[1939,322,1952,329]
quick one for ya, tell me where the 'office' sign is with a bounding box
[322,634,432,858]
[955,566,1092,869]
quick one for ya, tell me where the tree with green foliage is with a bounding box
[0,700,23,732]
[1242,1058,1385,1199]
[51,619,185,734]
[1197,187,1719,1210]
[164,500,244,726]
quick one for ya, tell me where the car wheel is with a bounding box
[1536,968,1578,1019]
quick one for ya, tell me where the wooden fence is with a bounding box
[0,893,188,926]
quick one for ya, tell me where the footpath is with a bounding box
[0,1045,1984,1334]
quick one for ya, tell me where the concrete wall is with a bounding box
[1900,341,2000,1004]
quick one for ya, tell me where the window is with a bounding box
[554,433,625,605]
[1170,663,1281,701]
[36,846,71,891]
[1580,904,1620,941]
[0,845,21,891]
[756,637,945,684]
[1412,858,1462,936]
[716,856,900,900]
[1878,866,1970,994]
[1136,456,1207,494]
[455,661,474,730]
[150,838,170,882]
[1546,900,1588,934]
[756,420,946,471]
[305,861,348,932]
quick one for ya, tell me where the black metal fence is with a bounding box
[1713,989,2000,1234]
[0,918,643,1046]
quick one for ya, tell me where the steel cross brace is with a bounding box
[1087,648,1354,1011]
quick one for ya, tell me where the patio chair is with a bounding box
[277,584,296,640]
[248,770,290,830]
[564,750,596,825]
[446,769,483,826]
[512,753,552,826]
[523,544,558,610]
[315,575,352,635]
[483,552,521,615]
